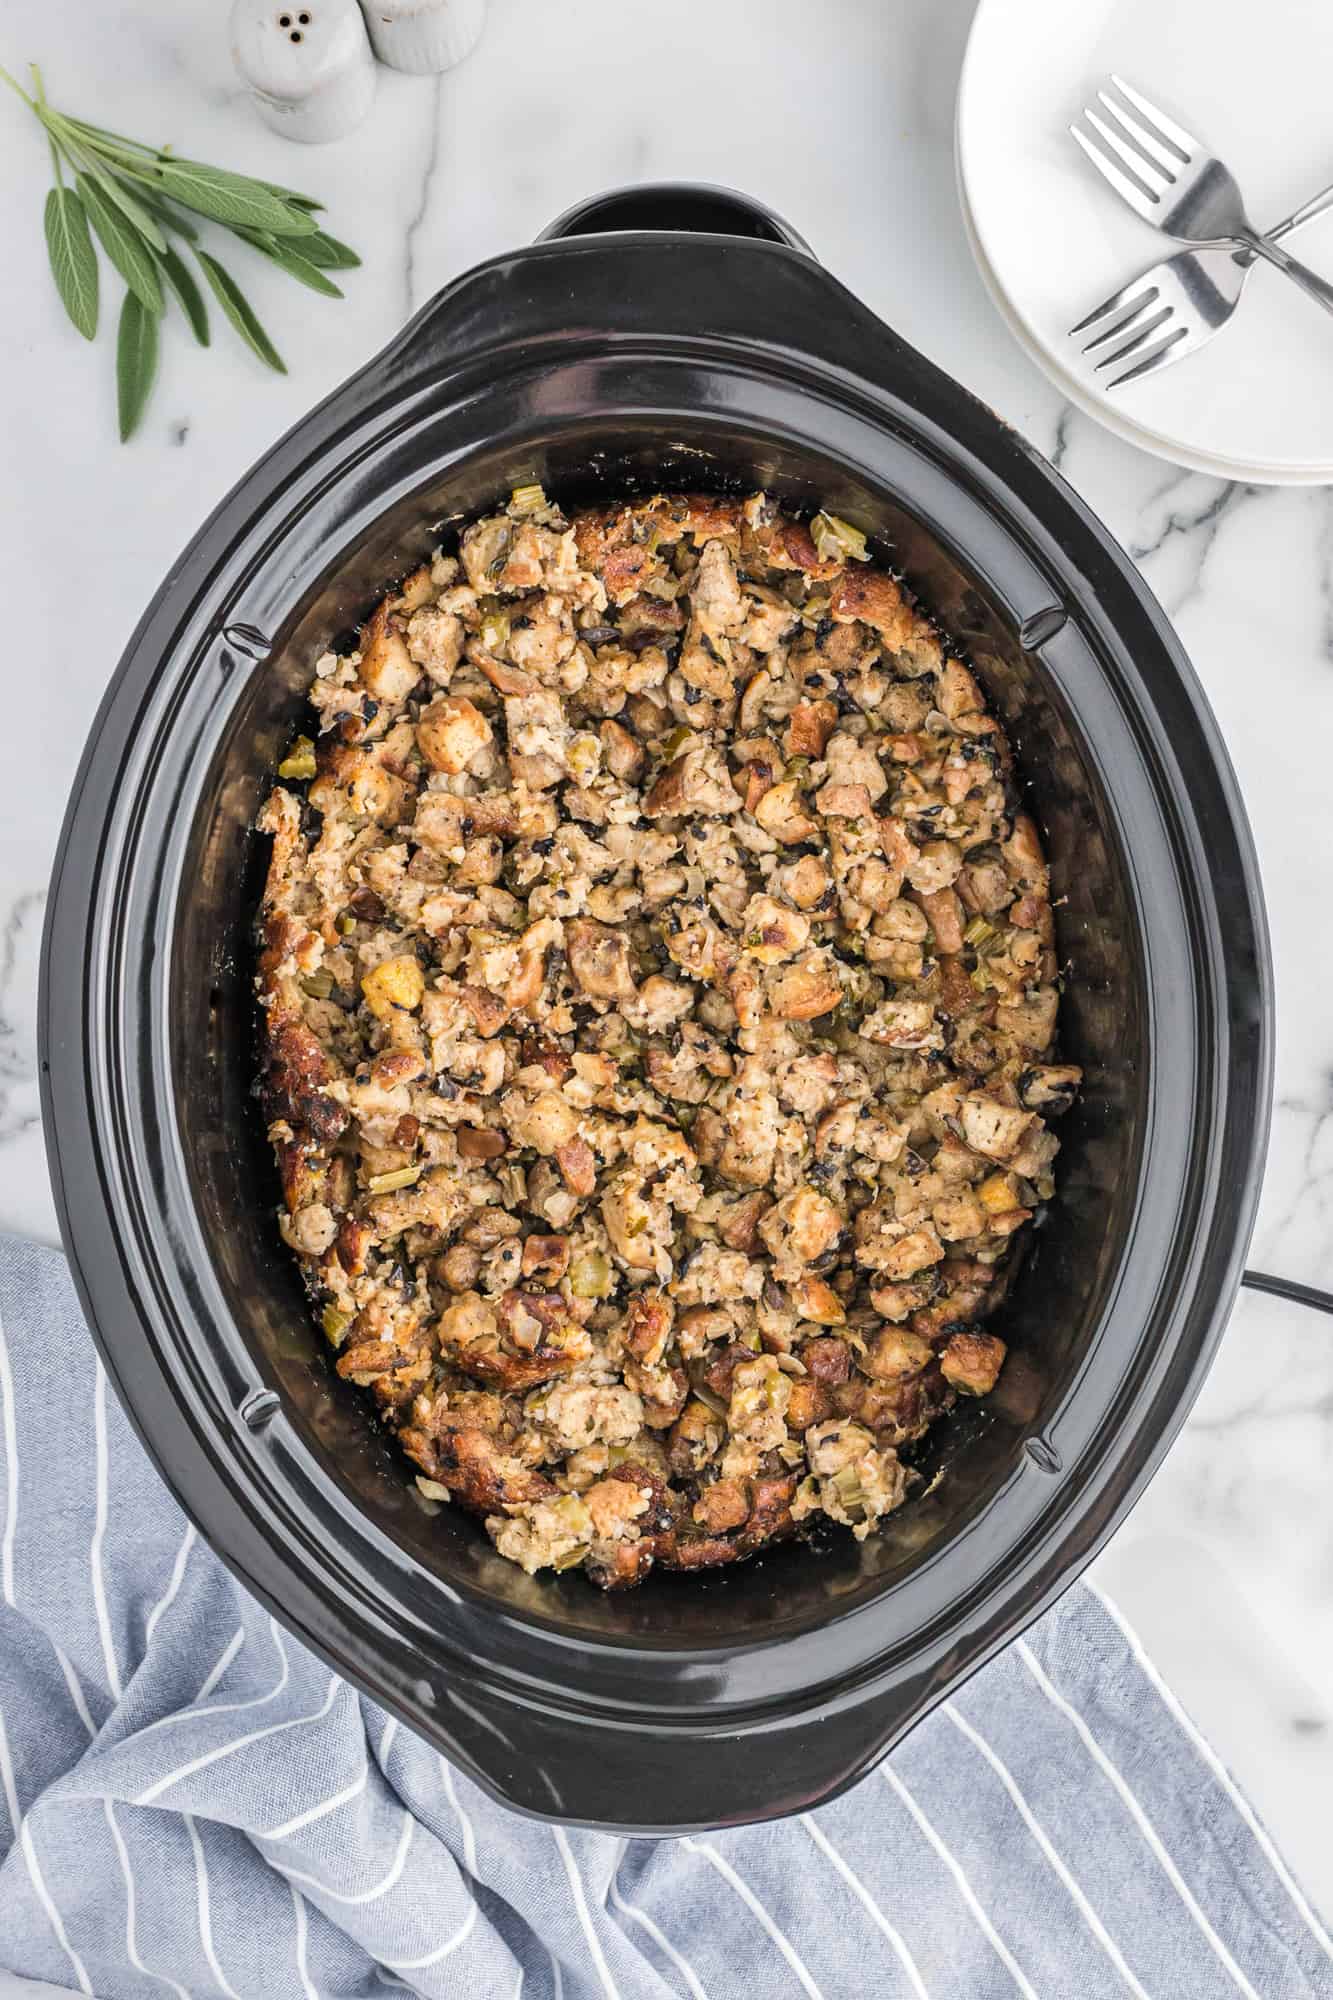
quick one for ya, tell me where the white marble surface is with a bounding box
[3,0,1332,1912]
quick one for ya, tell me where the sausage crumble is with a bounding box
[255,487,1079,1588]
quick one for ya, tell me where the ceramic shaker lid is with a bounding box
[230,0,376,144]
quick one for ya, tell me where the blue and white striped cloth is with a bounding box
[1,1233,1329,2000]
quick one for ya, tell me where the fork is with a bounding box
[1070,75,1333,333]
[1069,177,1333,386]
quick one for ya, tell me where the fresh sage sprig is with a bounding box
[1,62,360,440]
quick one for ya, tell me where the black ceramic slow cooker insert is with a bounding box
[40,185,1271,1834]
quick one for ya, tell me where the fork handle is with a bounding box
[1271,181,1333,242]
[1239,226,1333,321]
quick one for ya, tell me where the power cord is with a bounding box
[1241,1269,1333,1319]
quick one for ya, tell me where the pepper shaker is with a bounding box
[358,0,487,74]
[230,0,377,144]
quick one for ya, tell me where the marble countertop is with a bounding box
[3,0,1331,1912]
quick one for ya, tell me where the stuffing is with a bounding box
[257,485,1076,1589]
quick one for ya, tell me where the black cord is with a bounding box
[1241,1269,1333,1319]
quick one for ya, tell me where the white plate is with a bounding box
[956,0,1333,483]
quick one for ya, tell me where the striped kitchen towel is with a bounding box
[1,1233,1328,2000]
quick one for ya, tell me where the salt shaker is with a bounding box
[230,0,377,144]
[358,0,487,74]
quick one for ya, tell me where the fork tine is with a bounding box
[1096,92,1180,174]
[1085,108,1170,196]
[1109,74,1195,158]
[1081,291,1164,353]
[1108,324,1192,387]
[1069,125,1158,221]
[1093,303,1175,369]
[1069,277,1158,337]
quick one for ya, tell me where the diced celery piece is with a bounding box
[366,1165,421,1194]
[277,734,317,781]
[810,511,869,562]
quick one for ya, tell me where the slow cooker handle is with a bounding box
[535,181,817,260]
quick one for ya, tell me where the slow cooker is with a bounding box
[40,185,1271,1833]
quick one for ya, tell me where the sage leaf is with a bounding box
[158,243,209,345]
[155,161,316,237]
[77,171,162,314]
[277,246,343,297]
[43,185,98,339]
[77,155,167,252]
[195,251,286,374]
[299,229,361,271]
[259,180,324,212]
[116,289,159,441]
[134,189,199,241]
[236,228,343,298]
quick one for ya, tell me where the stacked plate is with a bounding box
[956,0,1333,483]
